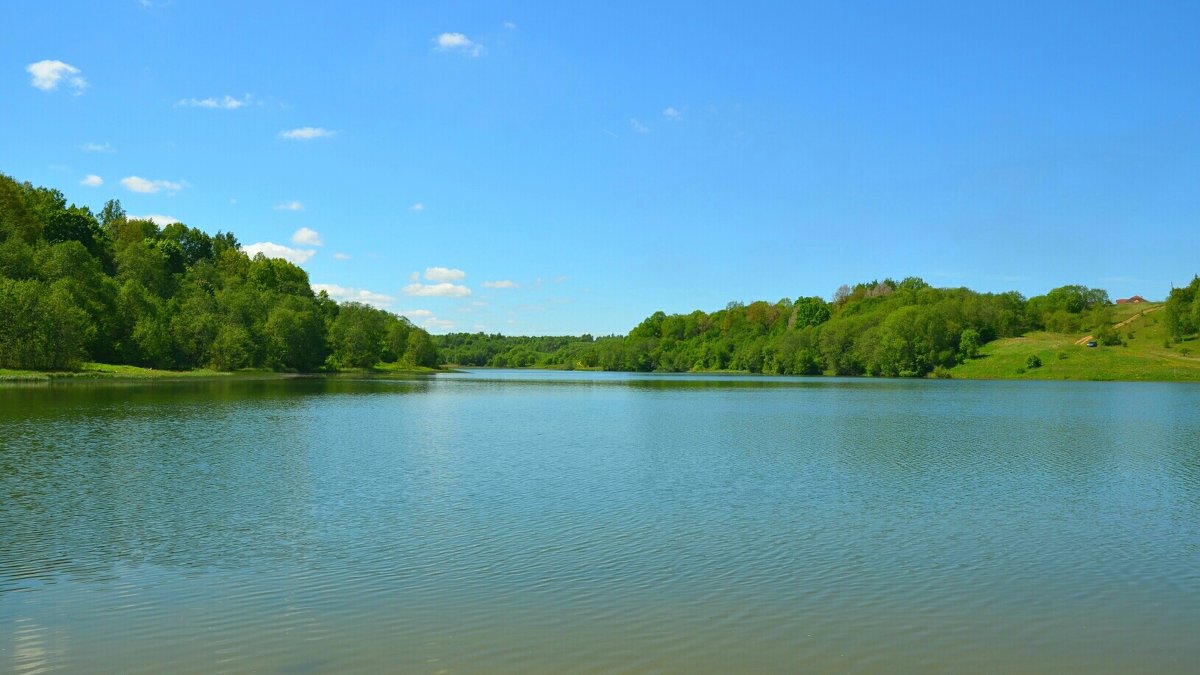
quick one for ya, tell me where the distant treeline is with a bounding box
[440,278,1198,378]
[0,173,437,371]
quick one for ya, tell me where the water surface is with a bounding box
[2,372,1198,672]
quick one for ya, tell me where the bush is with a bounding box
[1057,351,1068,360]
[1025,354,1042,369]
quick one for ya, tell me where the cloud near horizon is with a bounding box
[424,266,466,282]
[121,176,183,194]
[482,280,518,289]
[291,227,323,246]
[27,60,87,94]
[311,283,394,308]
[403,282,471,297]
[243,241,315,264]
[128,214,180,227]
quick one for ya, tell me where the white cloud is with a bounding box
[435,32,485,57]
[176,94,251,109]
[503,21,517,29]
[424,317,455,331]
[120,176,183,194]
[411,202,425,211]
[27,60,87,94]
[403,282,471,297]
[663,106,681,120]
[333,252,351,260]
[482,280,518,289]
[409,271,420,281]
[128,214,180,227]
[243,242,315,264]
[630,117,650,133]
[279,127,335,140]
[80,174,103,187]
[292,227,323,246]
[401,309,433,318]
[424,266,466,282]
[311,283,393,308]
[79,141,114,153]
[274,200,304,211]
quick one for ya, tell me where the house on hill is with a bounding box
[1116,295,1147,304]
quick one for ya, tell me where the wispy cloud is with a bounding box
[120,176,183,194]
[403,282,471,297]
[401,309,433,318]
[424,317,455,331]
[503,21,517,29]
[482,280,518,289]
[424,267,466,282]
[311,283,393,308]
[243,242,315,264]
[128,214,180,227]
[274,200,304,211]
[176,94,252,109]
[27,60,87,94]
[279,126,335,140]
[291,227,323,246]
[411,202,425,212]
[630,117,651,133]
[663,106,681,120]
[333,252,351,260]
[80,174,103,187]
[79,141,114,153]
[435,32,485,57]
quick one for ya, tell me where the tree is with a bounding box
[959,328,981,360]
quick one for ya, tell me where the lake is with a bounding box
[2,371,1198,673]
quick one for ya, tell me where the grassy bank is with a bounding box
[0,362,441,383]
[950,304,1200,381]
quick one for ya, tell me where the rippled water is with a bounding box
[2,372,1198,673]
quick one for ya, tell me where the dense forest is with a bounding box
[0,173,437,372]
[440,278,1199,378]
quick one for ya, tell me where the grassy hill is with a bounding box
[950,303,1200,381]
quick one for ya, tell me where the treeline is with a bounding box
[438,279,1130,377]
[0,173,436,371]
[1164,276,1200,340]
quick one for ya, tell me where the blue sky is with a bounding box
[5,1,1198,335]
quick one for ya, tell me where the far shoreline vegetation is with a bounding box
[3,171,1199,383]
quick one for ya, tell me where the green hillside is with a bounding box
[950,304,1200,381]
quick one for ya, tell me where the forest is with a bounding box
[4,172,1197,378]
[0,173,437,372]
[439,277,1200,378]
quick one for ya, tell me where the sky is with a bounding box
[4,1,1198,336]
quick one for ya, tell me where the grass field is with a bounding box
[950,304,1200,381]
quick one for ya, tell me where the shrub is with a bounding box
[1025,354,1043,369]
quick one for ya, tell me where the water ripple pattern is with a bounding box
[1,374,1198,673]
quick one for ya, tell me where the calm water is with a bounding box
[1,371,1198,673]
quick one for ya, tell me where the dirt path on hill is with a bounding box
[1074,305,1163,346]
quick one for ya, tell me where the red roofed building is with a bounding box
[1116,295,1147,304]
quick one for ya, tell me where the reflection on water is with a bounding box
[2,371,1198,673]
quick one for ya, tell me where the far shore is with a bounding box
[0,362,443,384]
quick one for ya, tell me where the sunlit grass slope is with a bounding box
[951,304,1200,381]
